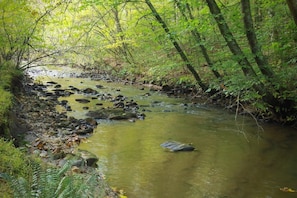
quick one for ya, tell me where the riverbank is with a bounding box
[1,64,296,197]
[79,68,292,127]
[16,76,120,197]
[0,64,120,197]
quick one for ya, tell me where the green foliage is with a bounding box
[0,139,31,178]
[0,138,32,197]
[0,0,36,67]
[1,161,106,198]
[0,61,23,137]
[16,0,296,122]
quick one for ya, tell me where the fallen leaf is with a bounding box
[280,187,296,192]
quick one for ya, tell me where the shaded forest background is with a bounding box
[0,0,297,124]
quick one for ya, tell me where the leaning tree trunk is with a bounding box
[175,0,221,79]
[206,0,293,122]
[145,0,208,91]
[205,0,257,78]
[286,0,297,27]
[241,0,275,79]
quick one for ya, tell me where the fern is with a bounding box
[31,163,41,198]
[1,161,107,198]
[0,172,30,198]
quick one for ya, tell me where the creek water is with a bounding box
[29,66,297,198]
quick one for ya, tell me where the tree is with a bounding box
[0,0,34,67]
[0,0,67,69]
[174,0,221,79]
[241,0,275,79]
[145,0,208,91]
[205,0,257,78]
[286,0,297,27]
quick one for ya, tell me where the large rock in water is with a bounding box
[160,141,195,152]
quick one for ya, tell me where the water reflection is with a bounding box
[80,109,296,198]
[28,67,297,198]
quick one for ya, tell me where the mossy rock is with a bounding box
[86,108,137,120]
[76,149,98,167]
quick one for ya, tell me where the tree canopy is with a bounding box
[1,0,296,124]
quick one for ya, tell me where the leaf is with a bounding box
[280,187,296,192]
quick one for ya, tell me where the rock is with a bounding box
[75,127,93,135]
[85,117,98,126]
[71,159,85,167]
[39,150,48,158]
[52,151,65,160]
[46,81,58,85]
[75,98,91,103]
[109,112,137,120]
[69,86,80,92]
[82,88,98,95]
[114,101,124,108]
[54,84,62,88]
[58,159,67,167]
[162,84,172,92]
[87,107,139,120]
[77,149,98,167]
[86,108,120,119]
[160,141,195,152]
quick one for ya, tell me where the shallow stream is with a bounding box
[29,66,297,198]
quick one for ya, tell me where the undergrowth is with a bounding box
[0,138,32,197]
[0,161,106,198]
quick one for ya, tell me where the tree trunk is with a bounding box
[241,0,275,79]
[175,0,221,79]
[145,0,208,91]
[286,0,297,27]
[112,7,134,64]
[206,0,296,121]
[205,0,257,78]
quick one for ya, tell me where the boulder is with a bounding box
[160,141,195,152]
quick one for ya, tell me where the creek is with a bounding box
[28,66,297,198]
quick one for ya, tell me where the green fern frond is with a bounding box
[1,161,107,198]
[57,161,71,177]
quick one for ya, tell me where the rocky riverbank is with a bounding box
[12,75,120,197]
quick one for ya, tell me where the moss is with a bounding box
[0,61,23,138]
[0,62,26,197]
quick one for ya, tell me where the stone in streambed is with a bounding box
[86,108,137,120]
[76,149,99,167]
[75,98,91,103]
